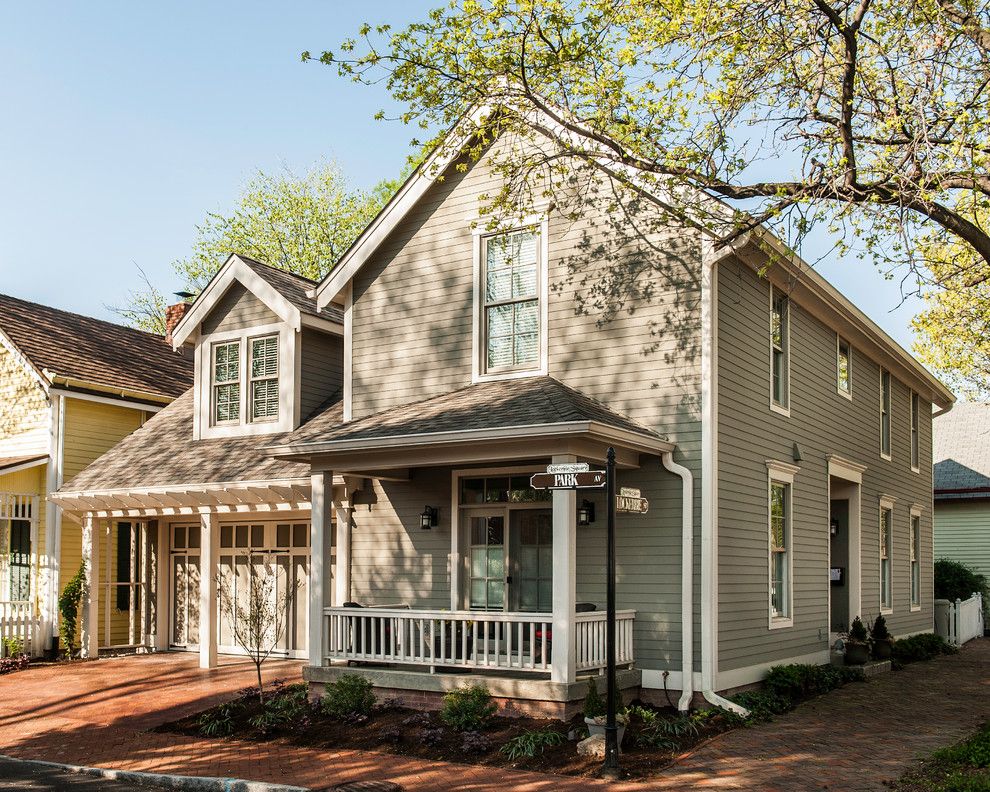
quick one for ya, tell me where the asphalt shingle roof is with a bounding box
[934,402,990,500]
[59,389,343,493]
[280,375,663,448]
[237,257,343,324]
[0,293,193,400]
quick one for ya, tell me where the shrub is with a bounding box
[730,690,793,722]
[249,684,309,733]
[321,674,376,720]
[935,559,989,603]
[58,564,86,656]
[764,663,862,701]
[500,728,566,759]
[932,724,990,769]
[461,730,495,754]
[2,637,24,657]
[892,633,957,665]
[439,685,497,731]
[628,706,699,750]
[583,677,605,719]
[198,701,240,737]
[848,616,869,642]
[870,614,891,641]
[0,653,29,675]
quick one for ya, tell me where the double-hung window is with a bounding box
[482,229,540,374]
[249,335,279,422]
[910,391,920,471]
[770,288,789,411]
[910,511,921,609]
[769,479,791,624]
[837,336,852,397]
[880,502,893,611]
[880,368,892,459]
[212,341,240,424]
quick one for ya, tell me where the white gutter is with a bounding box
[700,239,748,716]
[660,451,694,712]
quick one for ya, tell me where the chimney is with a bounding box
[164,302,191,347]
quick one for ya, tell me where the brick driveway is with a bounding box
[0,641,988,791]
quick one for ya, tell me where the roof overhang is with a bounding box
[270,420,674,472]
[720,230,956,411]
[0,455,47,477]
[48,377,173,407]
[50,476,344,520]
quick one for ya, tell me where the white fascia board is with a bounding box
[50,388,164,414]
[299,312,344,335]
[51,476,321,500]
[171,255,301,347]
[0,456,47,476]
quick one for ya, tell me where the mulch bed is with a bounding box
[155,684,733,781]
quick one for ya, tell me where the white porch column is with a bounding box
[310,470,333,667]
[333,479,353,608]
[199,512,218,669]
[551,454,578,684]
[80,514,100,659]
[154,520,169,651]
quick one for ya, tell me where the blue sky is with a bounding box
[0,2,923,350]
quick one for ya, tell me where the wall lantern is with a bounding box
[577,499,596,526]
[420,505,439,530]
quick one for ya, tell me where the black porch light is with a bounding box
[578,499,596,526]
[420,505,439,530]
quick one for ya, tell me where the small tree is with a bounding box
[216,556,298,704]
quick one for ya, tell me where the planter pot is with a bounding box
[872,638,893,661]
[585,716,627,748]
[844,641,870,665]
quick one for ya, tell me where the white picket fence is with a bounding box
[935,592,985,647]
[0,601,38,656]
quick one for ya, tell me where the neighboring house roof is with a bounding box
[169,255,342,348]
[0,293,193,403]
[273,375,669,455]
[56,388,343,494]
[934,402,990,501]
[0,454,47,476]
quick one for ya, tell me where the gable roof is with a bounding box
[272,375,671,458]
[56,388,343,495]
[312,98,954,410]
[934,402,990,500]
[169,255,342,347]
[0,293,193,403]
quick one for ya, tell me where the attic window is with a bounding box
[212,341,240,424]
[483,230,540,373]
[250,335,279,422]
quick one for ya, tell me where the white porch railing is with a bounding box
[0,601,37,655]
[324,607,635,675]
[935,592,985,647]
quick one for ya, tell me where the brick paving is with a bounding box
[0,641,987,791]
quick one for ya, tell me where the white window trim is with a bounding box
[769,285,790,417]
[909,504,923,611]
[210,339,242,427]
[910,390,921,473]
[879,495,896,615]
[879,367,892,461]
[836,334,853,400]
[247,333,280,424]
[471,215,550,383]
[194,321,298,439]
[766,460,798,629]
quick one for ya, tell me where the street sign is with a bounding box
[546,462,590,474]
[619,487,641,498]
[530,470,607,490]
[615,494,649,514]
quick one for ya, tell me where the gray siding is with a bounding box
[300,329,343,418]
[201,282,278,335]
[717,257,935,672]
[934,500,990,582]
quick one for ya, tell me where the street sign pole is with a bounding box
[602,446,619,777]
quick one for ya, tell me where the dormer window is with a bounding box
[212,341,240,424]
[483,229,540,373]
[250,335,279,422]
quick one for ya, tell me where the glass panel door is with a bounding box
[8,519,31,602]
[512,510,553,612]
[170,524,201,647]
[468,514,506,611]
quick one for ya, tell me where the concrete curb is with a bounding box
[0,754,310,792]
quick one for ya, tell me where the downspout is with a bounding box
[660,451,694,712]
[700,238,749,716]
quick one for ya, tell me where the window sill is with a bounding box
[473,368,546,384]
[911,466,921,474]
[837,387,853,401]
[769,402,791,418]
[881,607,893,616]
[910,604,922,612]
[769,617,793,630]
[880,452,892,462]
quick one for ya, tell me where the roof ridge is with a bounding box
[0,292,168,342]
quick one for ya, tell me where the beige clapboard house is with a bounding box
[54,108,953,714]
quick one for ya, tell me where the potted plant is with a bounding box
[870,614,893,660]
[583,677,628,746]
[843,616,871,665]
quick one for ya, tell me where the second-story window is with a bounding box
[910,512,921,608]
[837,336,851,397]
[769,480,791,622]
[770,288,789,411]
[880,368,892,458]
[910,391,920,470]
[483,229,539,373]
[212,341,240,424]
[880,502,893,611]
[250,335,279,422]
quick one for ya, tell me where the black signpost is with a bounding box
[530,452,620,777]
